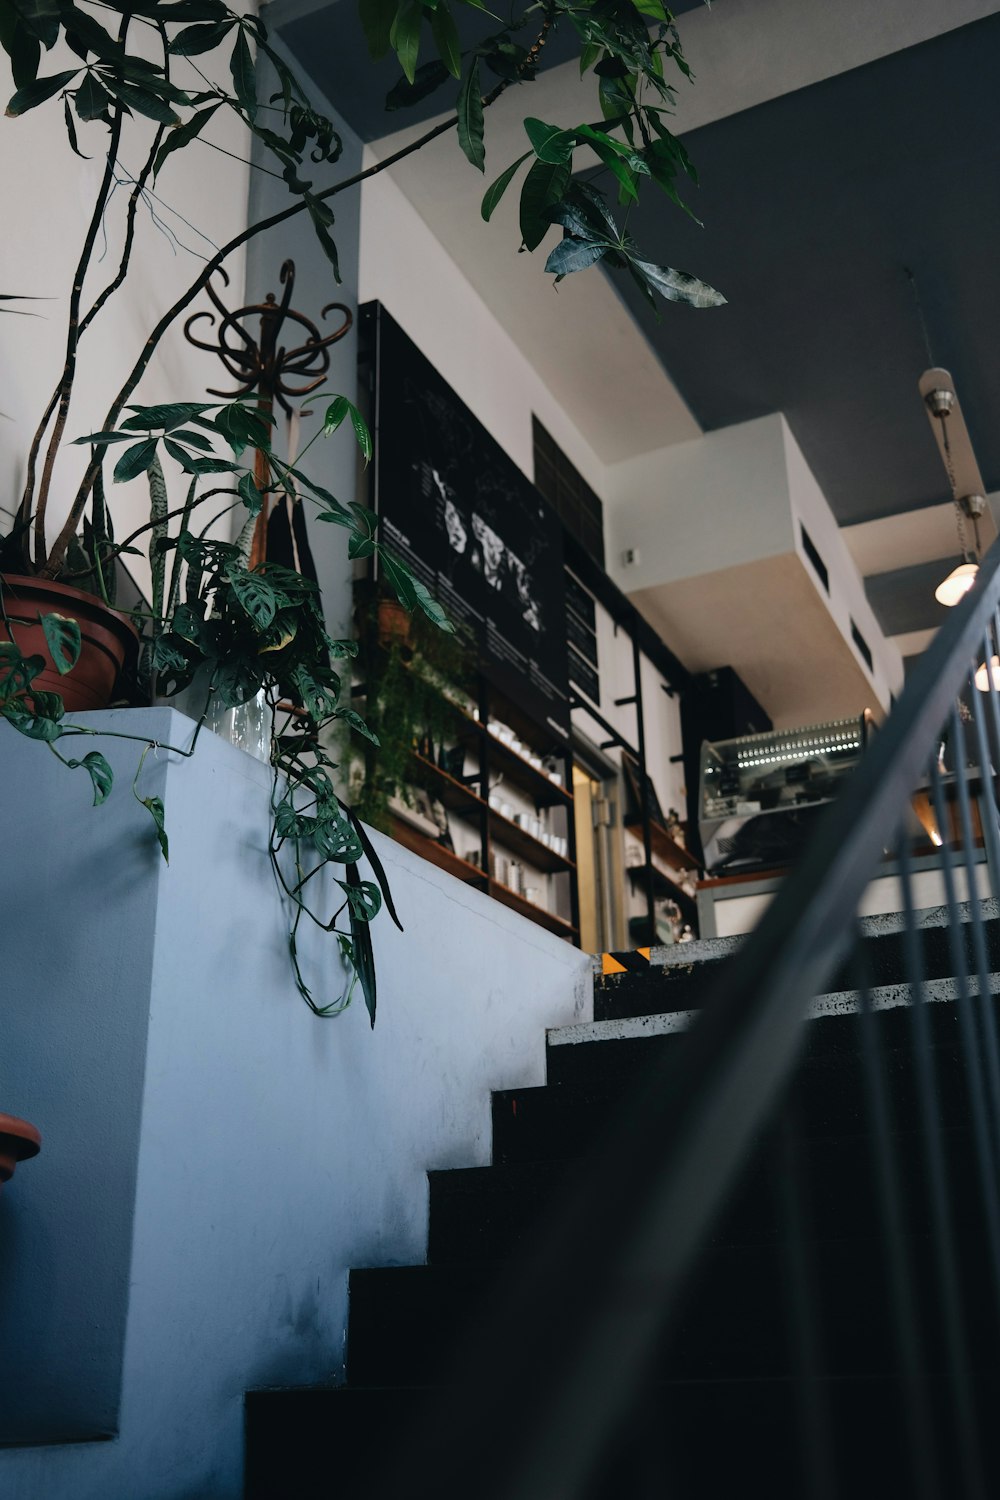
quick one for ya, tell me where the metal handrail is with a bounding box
[376,537,1000,1500]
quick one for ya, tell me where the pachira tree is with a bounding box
[0,0,720,1020]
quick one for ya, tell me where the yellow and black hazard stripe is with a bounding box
[601,948,651,976]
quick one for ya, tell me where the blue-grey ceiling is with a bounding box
[609,12,1000,528]
[279,0,705,145]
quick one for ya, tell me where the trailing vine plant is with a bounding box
[0,0,721,1020]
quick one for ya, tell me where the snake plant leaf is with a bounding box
[38,611,82,674]
[66,749,113,806]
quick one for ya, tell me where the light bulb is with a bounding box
[974,656,1000,692]
[935,562,978,607]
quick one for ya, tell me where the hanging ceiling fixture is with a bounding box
[919,368,987,606]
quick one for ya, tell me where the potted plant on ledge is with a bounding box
[0,0,722,1028]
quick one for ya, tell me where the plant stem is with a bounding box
[48,67,534,578]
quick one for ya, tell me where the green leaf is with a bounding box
[168,19,232,54]
[627,257,726,309]
[390,0,422,85]
[141,794,169,862]
[229,27,256,120]
[430,1,461,78]
[631,0,668,20]
[227,569,278,630]
[524,116,574,164]
[63,92,88,157]
[481,151,530,221]
[358,0,396,59]
[238,471,264,515]
[323,397,372,461]
[336,706,379,746]
[544,236,609,277]
[337,875,382,921]
[379,548,453,631]
[457,56,484,172]
[8,22,41,92]
[71,429,137,446]
[153,103,220,178]
[39,611,82,674]
[214,401,272,455]
[74,69,111,122]
[6,67,79,115]
[343,863,377,1026]
[385,56,449,111]
[519,157,571,252]
[113,438,160,483]
[123,401,214,430]
[67,749,113,806]
[348,533,376,560]
[111,79,181,125]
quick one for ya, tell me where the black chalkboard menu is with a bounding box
[364,303,570,740]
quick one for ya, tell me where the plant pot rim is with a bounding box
[0,1113,41,1162]
[2,571,140,685]
[1,572,139,641]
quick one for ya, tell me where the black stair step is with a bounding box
[431,1125,991,1265]
[245,1371,1000,1500]
[594,918,1000,1023]
[502,1034,982,1164]
[547,992,997,1091]
[345,1231,1000,1390]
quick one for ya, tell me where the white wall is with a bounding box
[358,171,608,498]
[0,41,253,598]
[0,709,591,1498]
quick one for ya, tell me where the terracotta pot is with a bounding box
[0,1113,41,1191]
[1,574,139,712]
[377,598,412,649]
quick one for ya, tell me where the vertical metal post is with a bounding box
[631,617,656,942]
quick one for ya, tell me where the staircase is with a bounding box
[245,907,1000,1499]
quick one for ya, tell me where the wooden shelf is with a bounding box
[489,809,575,874]
[389,816,487,887]
[626,863,698,920]
[627,820,700,872]
[488,880,578,940]
[409,750,487,817]
[454,722,572,808]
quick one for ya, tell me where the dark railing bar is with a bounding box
[853,939,941,1500]
[898,836,987,1500]
[568,695,639,761]
[928,754,1000,1329]
[375,538,1000,1500]
[952,694,1000,1173]
[775,1106,838,1500]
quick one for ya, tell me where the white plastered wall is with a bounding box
[0,41,253,598]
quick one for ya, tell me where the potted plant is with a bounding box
[0,0,722,1022]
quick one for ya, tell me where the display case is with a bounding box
[699,716,868,874]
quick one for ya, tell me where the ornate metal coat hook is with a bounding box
[183,259,352,418]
